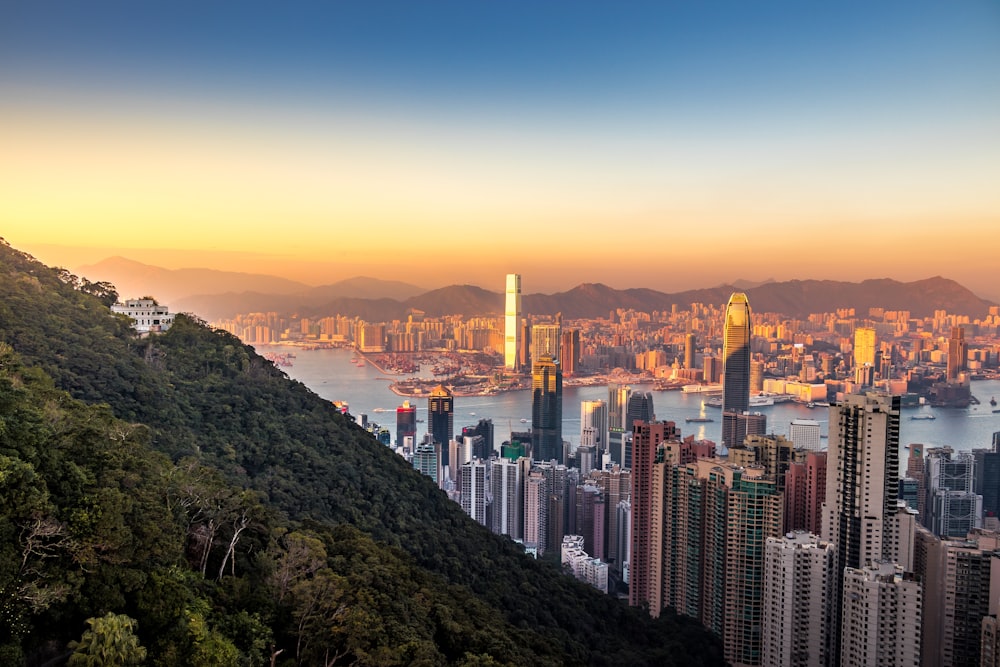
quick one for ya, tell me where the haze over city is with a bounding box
[3,1,999,299]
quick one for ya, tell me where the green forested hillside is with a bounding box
[0,240,725,666]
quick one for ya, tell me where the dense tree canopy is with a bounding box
[0,240,725,666]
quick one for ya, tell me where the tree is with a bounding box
[68,612,147,666]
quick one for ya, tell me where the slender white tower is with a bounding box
[504,274,521,370]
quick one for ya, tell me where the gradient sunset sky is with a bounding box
[2,2,999,299]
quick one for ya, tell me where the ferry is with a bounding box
[911,414,937,420]
[685,417,714,423]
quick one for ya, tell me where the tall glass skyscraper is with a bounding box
[504,274,521,370]
[531,355,563,463]
[428,384,454,466]
[721,293,751,449]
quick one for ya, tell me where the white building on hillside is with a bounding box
[111,298,174,333]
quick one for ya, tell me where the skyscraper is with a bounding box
[428,384,454,466]
[628,420,679,609]
[561,327,580,375]
[608,383,631,465]
[396,400,417,449]
[684,332,696,370]
[504,274,521,371]
[840,562,922,667]
[721,293,751,450]
[531,355,563,463]
[947,325,967,382]
[854,326,877,368]
[460,460,488,526]
[580,399,608,456]
[822,392,901,666]
[531,324,561,364]
[490,457,523,539]
[762,532,836,667]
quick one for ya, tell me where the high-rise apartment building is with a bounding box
[531,355,563,463]
[504,274,521,371]
[412,441,441,485]
[490,457,523,539]
[822,392,901,667]
[721,293,751,449]
[762,532,836,667]
[524,471,548,556]
[428,384,454,466]
[629,420,679,609]
[840,562,922,667]
[460,460,488,526]
[783,450,827,534]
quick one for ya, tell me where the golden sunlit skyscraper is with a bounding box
[531,355,562,463]
[721,293,751,449]
[504,273,521,371]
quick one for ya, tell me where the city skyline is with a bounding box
[2,3,999,299]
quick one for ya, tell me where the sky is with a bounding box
[2,1,999,299]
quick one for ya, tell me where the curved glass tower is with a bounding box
[721,293,751,449]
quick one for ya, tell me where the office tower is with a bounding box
[536,462,569,551]
[908,444,927,519]
[412,441,441,485]
[750,360,765,394]
[947,326,967,382]
[490,457,523,539]
[854,326,877,368]
[428,384,454,466]
[926,450,982,538]
[822,392,901,667]
[396,400,417,448]
[974,447,1000,519]
[460,460,488,526]
[625,391,654,432]
[840,562,922,667]
[704,355,721,384]
[561,328,580,375]
[518,318,531,370]
[531,355,563,463]
[762,532,836,667]
[784,451,828,535]
[685,332,696,370]
[608,383,631,466]
[531,324,561,363]
[736,411,766,445]
[789,419,822,451]
[580,399,608,455]
[524,471,548,555]
[898,478,920,512]
[577,443,597,475]
[721,293,751,449]
[504,274,521,370]
[629,420,680,609]
[462,418,494,458]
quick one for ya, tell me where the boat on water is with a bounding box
[992,396,997,407]
[685,417,714,423]
[911,414,937,420]
[520,418,528,423]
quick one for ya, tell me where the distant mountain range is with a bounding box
[76,257,995,321]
